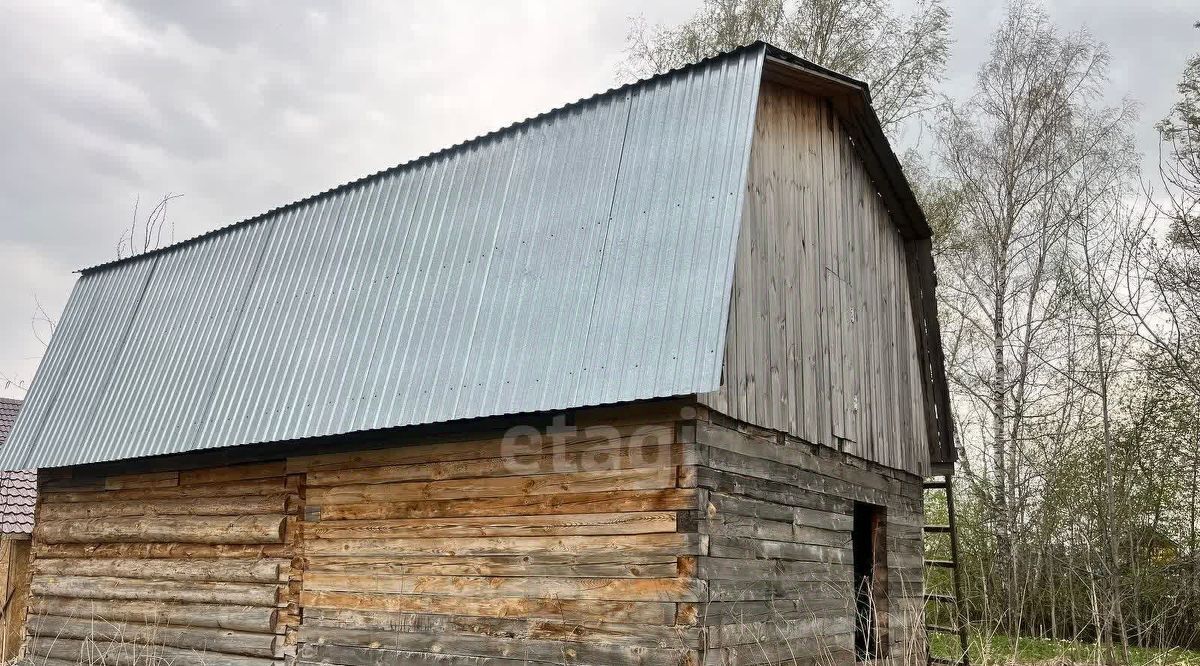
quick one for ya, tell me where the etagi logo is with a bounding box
[498,407,697,475]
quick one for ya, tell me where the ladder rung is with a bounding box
[924,480,949,490]
[924,593,957,604]
[926,624,960,634]
[924,524,952,533]
[925,559,956,568]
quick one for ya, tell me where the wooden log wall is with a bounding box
[691,408,925,666]
[290,403,703,665]
[22,400,925,665]
[28,461,300,666]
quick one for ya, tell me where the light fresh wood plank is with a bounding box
[36,515,286,545]
[317,488,697,521]
[304,532,699,558]
[305,553,679,578]
[309,467,677,506]
[305,511,677,539]
[303,573,703,602]
[38,494,290,520]
[307,443,688,488]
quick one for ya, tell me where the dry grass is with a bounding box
[16,613,208,666]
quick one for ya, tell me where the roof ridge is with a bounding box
[78,41,770,275]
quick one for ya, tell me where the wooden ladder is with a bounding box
[924,473,970,666]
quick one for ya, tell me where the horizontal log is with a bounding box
[304,573,703,602]
[32,596,278,633]
[304,532,698,558]
[696,556,850,581]
[301,590,678,625]
[699,514,846,547]
[39,494,290,520]
[704,489,793,521]
[31,575,281,607]
[706,535,850,563]
[27,637,275,666]
[695,598,852,626]
[703,444,913,509]
[705,617,853,649]
[105,470,179,490]
[287,422,676,473]
[318,488,697,521]
[706,579,839,602]
[299,645,538,666]
[698,420,907,495]
[301,608,703,649]
[698,514,795,542]
[37,515,286,545]
[16,658,77,666]
[180,461,286,486]
[34,558,286,583]
[707,491,853,531]
[703,635,854,665]
[305,553,678,578]
[306,442,686,488]
[695,464,847,508]
[310,467,676,506]
[30,615,279,658]
[297,627,692,665]
[33,542,291,560]
[41,477,291,504]
[305,511,676,539]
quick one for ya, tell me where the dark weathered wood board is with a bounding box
[700,78,930,476]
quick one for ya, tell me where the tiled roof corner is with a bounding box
[0,399,34,535]
[0,470,35,534]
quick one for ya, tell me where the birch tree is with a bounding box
[934,0,1138,631]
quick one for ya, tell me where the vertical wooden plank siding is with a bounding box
[0,536,30,662]
[702,80,929,476]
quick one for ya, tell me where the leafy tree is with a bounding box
[620,0,950,134]
[1128,23,1200,406]
[934,0,1138,638]
[1156,22,1200,248]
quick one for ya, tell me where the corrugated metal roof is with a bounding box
[1,45,765,469]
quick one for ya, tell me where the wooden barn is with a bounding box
[0,43,955,666]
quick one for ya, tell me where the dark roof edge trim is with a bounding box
[79,42,775,275]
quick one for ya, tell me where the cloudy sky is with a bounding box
[0,0,1195,399]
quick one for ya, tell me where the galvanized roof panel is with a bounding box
[1,46,764,469]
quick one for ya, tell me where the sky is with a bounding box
[0,0,1196,399]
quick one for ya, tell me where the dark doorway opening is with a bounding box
[854,502,889,661]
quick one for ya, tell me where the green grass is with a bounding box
[929,629,1200,665]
